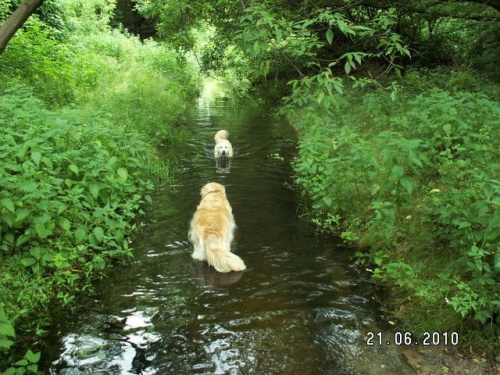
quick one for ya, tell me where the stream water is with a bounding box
[44,82,417,374]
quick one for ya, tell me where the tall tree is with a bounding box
[0,0,44,54]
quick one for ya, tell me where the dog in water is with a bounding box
[214,130,233,157]
[189,182,246,273]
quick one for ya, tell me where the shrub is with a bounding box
[0,86,157,340]
[291,70,500,342]
[0,18,87,107]
[0,0,200,369]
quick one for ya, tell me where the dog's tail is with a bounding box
[214,130,229,142]
[206,248,246,273]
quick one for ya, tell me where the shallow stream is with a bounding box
[45,83,417,374]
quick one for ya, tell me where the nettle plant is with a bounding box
[292,81,500,328]
[0,87,154,329]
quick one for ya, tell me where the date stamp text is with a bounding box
[366,331,459,346]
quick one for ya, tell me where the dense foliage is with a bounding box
[292,70,500,342]
[0,87,150,325]
[136,0,500,80]
[0,0,198,372]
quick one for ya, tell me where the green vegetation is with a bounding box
[0,0,198,371]
[291,70,500,348]
[1,0,499,370]
[135,0,500,356]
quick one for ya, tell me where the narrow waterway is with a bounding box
[45,83,417,374]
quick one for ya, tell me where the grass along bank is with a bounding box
[290,68,500,356]
[0,1,199,372]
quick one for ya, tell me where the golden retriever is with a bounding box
[214,130,233,157]
[189,182,246,273]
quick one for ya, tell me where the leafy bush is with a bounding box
[0,0,199,369]
[0,18,88,107]
[0,86,157,353]
[291,70,500,341]
[79,35,199,142]
[0,1,199,140]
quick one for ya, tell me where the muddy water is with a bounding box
[45,84,417,374]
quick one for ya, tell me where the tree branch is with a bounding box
[0,0,44,54]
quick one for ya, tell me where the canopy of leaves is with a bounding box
[135,0,500,81]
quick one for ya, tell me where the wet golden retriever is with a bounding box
[214,130,233,157]
[189,182,246,273]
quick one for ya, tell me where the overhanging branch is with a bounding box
[0,0,44,54]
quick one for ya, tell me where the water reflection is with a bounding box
[215,156,231,174]
[192,261,244,286]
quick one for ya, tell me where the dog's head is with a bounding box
[201,182,226,198]
[215,141,231,157]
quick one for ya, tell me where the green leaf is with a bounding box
[326,28,333,45]
[34,223,51,239]
[59,217,71,232]
[25,349,41,364]
[19,181,38,193]
[89,183,100,199]
[0,337,14,349]
[117,168,128,183]
[69,164,79,175]
[31,151,42,166]
[3,366,19,374]
[0,324,15,339]
[107,156,118,166]
[1,198,16,213]
[14,209,31,225]
[42,156,53,170]
[344,61,351,74]
[261,60,270,77]
[323,196,332,207]
[20,257,36,267]
[390,165,404,181]
[374,255,384,266]
[74,228,86,244]
[16,232,31,247]
[400,177,414,195]
[370,184,381,196]
[57,203,68,214]
[93,226,105,243]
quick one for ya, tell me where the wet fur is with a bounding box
[189,182,246,273]
[214,130,233,157]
